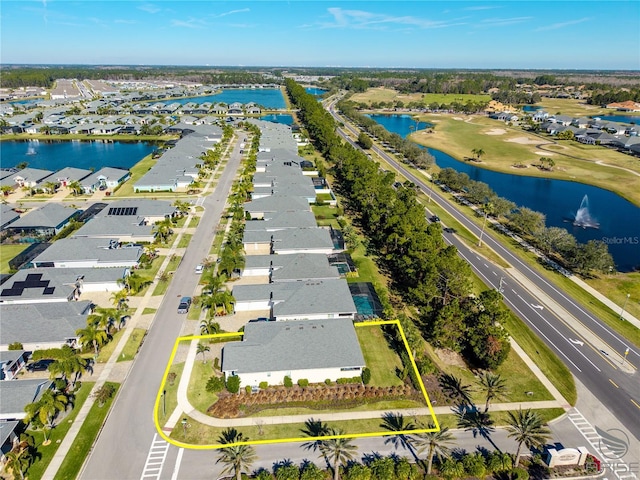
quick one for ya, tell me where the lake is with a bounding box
[0,140,156,172]
[305,87,328,97]
[155,88,286,109]
[368,114,640,272]
[260,114,294,125]
[593,115,639,124]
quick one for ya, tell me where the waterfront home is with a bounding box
[80,167,130,193]
[11,168,54,188]
[221,318,365,388]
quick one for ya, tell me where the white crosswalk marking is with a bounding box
[140,434,170,480]
[567,408,637,480]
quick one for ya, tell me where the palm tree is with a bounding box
[43,181,58,194]
[506,408,551,467]
[196,342,210,363]
[67,180,83,196]
[200,318,221,335]
[4,447,32,480]
[24,389,69,443]
[89,307,119,333]
[439,373,473,405]
[48,349,88,388]
[300,418,330,467]
[1,185,13,197]
[173,200,191,216]
[487,450,513,473]
[215,429,257,480]
[110,288,129,311]
[322,428,358,480]
[76,323,109,355]
[380,412,419,462]
[477,371,508,412]
[414,423,455,474]
[471,148,485,161]
[455,404,498,450]
[439,457,465,480]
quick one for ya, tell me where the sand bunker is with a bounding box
[535,151,553,155]
[453,117,463,121]
[507,136,540,144]
[486,128,507,135]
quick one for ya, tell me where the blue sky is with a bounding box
[2,1,638,69]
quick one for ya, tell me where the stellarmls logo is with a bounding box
[595,426,629,459]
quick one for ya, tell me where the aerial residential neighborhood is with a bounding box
[0,1,639,478]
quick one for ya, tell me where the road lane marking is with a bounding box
[631,398,640,410]
[609,379,619,388]
[170,448,184,480]
[140,434,170,480]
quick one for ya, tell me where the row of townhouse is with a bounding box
[220,120,374,390]
[0,165,130,194]
[0,196,177,455]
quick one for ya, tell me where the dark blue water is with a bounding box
[155,88,286,109]
[368,114,640,272]
[0,140,155,171]
[260,114,294,125]
[593,115,639,124]
[522,105,542,112]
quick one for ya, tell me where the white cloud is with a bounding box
[478,16,532,27]
[138,3,161,14]
[170,18,205,29]
[210,8,250,19]
[535,17,591,31]
[322,7,465,30]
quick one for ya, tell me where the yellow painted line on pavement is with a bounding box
[631,398,640,410]
[608,378,619,389]
[154,319,439,450]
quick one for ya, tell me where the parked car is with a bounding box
[195,264,204,274]
[177,296,192,314]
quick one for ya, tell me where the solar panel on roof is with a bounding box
[107,207,138,216]
[43,287,55,295]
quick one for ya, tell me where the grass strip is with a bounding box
[52,383,120,480]
[178,234,192,248]
[117,328,147,362]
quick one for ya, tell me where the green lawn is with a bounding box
[312,204,340,228]
[157,362,185,427]
[117,328,147,362]
[188,355,219,412]
[178,233,193,248]
[188,216,201,228]
[96,329,124,363]
[411,114,640,206]
[142,307,157,315]
[152,279,170,296]
[113,154,156,197]
[356,325,404,387]
[53,383,119,480]
[0,244,29,273]
[25,383,94,480]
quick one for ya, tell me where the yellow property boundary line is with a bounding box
[154,319,440,449]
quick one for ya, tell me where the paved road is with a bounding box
[326,99,640,436]
[80,134,246,480]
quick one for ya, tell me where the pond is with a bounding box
[0,139,156,172]
[368,114,640,272]
[155,88,286,109]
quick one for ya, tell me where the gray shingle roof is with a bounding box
[0,379,53,418]
[10,203,78,229]
[0,301,92,346]
[222,318,365,374]
[245,211,318,231]
[32,237,142,265]
[233,279,356,317]
[245,195,310,214]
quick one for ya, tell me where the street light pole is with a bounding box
[162,390,166,417]
[620,293,630,321]
[182,417,187,437]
